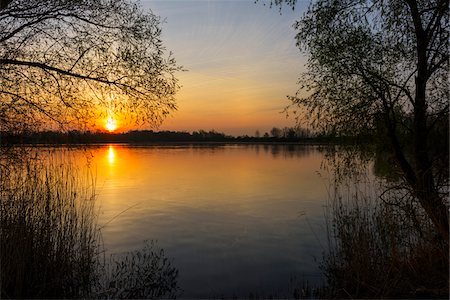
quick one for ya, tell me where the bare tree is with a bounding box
[0,0,180,132]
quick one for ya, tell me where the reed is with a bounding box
[322,175,448,298]
[0,155,179,298]
[0,159,100,298]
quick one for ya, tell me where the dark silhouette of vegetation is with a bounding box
[0,160,99,298]
[0,158,179,298]
[0,2,181,295]
[271,0,449,241]
[322,167,448,299]
[0,0,180,133]
[310,143,448,298]
[0,126,365,145]
[260,0,448,297]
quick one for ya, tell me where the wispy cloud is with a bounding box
[141,0,307,135]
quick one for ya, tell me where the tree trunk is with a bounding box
[413,68,449,241]
[408,0,449,242]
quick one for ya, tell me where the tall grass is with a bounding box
[0,159,100,298]
[322,173,448,298]
[0,154,179,299]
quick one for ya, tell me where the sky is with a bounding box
[140,0,308,136]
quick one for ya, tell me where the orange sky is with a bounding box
[127,1,308,136]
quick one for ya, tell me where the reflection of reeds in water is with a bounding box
[98,241,179,299]
[0,157,178,298]
[322,174,448,298]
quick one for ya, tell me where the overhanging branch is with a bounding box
[1,58,116,85]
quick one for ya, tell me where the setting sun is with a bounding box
[105,116,117,132]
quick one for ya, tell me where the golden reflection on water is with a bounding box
[107,145,116,165]
[64,144,331,296]
[90,145,327,238]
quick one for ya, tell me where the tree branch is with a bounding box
[0,58,114,85]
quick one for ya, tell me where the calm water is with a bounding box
[76,144,331,297]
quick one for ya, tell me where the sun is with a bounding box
[105,116,117,132]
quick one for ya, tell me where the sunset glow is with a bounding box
[139,1,305,135]
[107,145,116,165]
[105,116,117,132]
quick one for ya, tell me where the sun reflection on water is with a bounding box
[108,145,116,165]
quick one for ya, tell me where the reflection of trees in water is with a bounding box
[316,144,375,181]
[166,143,318,159]
[259,144,315,159]
[0,158,178,299]
[320,146,448,298]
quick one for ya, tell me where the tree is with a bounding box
[269,0,449,241]
[0,0,180,132]
[270,127,281,138]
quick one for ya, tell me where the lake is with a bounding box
[67,144,337,297]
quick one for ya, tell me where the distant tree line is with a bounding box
[0,126,351,144]
[265,126,314,139]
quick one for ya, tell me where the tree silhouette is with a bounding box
[0,0,180,132]
[269,0,449,241]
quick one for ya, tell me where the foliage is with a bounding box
[276,0,449,136]
[0,0,180,132]
[267,0,449,243]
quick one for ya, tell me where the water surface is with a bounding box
[80,144,330,297]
